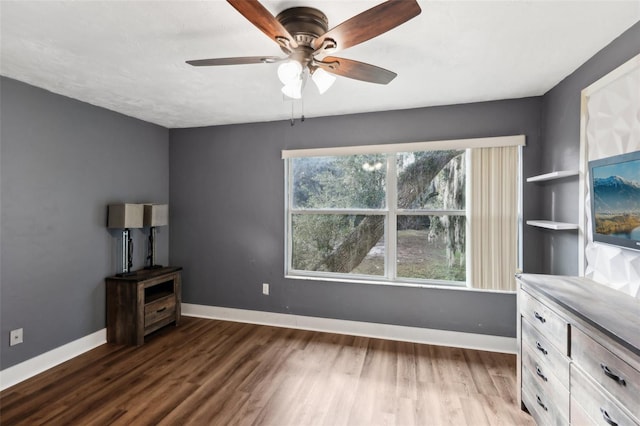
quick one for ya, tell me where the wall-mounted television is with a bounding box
[589,150,640,251]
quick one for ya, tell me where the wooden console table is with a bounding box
[106,266,182,346]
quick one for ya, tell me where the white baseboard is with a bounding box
[183,303,516,354]
[0,328,106,391]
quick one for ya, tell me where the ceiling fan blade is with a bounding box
[316,57,397,85]
[227,0,298,49]
[186,56,285,66]
[312,0,421,53]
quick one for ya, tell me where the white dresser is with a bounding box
[517,274,640,426]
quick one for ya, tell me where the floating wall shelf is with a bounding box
[526,220,579,230]
[526,170,581,231]
[526,170,579,182]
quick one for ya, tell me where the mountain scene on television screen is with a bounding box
[593,176,640,237]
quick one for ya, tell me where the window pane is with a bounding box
[292,214,385,276]
[291,155,386,209]
[396,215,466,282]
[396,151,465,210]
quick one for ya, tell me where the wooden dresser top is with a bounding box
[517,273,640,357]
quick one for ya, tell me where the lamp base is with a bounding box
[116,271,137,277]
[144,264,163,270]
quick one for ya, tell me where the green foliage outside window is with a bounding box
[289,150,466,283]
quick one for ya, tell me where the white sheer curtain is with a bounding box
[470,146,519,291]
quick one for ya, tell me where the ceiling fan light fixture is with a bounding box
[277,60,303,85]
[188,0,422,102]
[311,68,336,94]
[281,79,303,99]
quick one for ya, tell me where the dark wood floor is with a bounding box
[0,316,534,425]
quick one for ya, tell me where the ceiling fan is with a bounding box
[186,0,422,98]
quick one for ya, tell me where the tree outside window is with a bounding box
[287,150,467,285]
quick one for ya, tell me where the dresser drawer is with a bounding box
[520,290,568,354]
[522,342,569,409]
[522,366,569,426]
[144,294,176,327]
[571,364,639,426]
[572,327,640,419]
[571,395,597,426]
[522,318,570,388]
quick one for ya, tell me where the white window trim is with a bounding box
[282,135,525,159]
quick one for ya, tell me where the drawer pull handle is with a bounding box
[535,341,548,355]
[600,408,618,426]
[600,364,626,386]
[156,307,167,313]
[533,311,546,323]
[535,395,548,411]
[535,365,548,382]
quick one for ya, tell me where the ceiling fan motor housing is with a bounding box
[276,7,329,56]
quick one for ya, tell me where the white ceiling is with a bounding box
[1,1,638,129]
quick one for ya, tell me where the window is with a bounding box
[286,149,467,286]
[284,136,524,290]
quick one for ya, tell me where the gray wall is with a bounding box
[0,77,169,369]
[169,97,543,338]
[538,21,640,275]
[4,21,636,370]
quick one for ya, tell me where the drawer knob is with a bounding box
[600,408,619,426]
[534,311,546,323]
[535,341,548,355]
[157,307,167,313]
[535,394,548,411]
[600,364,626,386]
[535,365,548,382]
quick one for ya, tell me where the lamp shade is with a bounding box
[143,204,169,227]
[281,80,303,99]
[277,60,303,85]
[311,68,336,94]
[108,204,144,229]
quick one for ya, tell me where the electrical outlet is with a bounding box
[10,328,23,346]
[262,283,269,295]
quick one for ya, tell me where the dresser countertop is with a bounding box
[517,273,640,356]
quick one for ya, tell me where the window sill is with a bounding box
[284,274,514,294]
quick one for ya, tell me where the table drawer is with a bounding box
[522,366,569,426]
[571,364,639,426]
[144,295,176,327]
[520,290,568,354]
[522,318,570,387]
[572,327,640,419]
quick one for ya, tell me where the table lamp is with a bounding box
[143,204,168,269]
[108,203,144,276]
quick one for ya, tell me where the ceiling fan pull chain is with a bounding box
[289,99,305,126]
[290,101,295,126]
